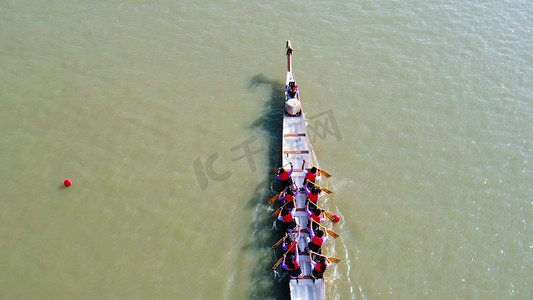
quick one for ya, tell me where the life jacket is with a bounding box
[282,213,294,223]
[285,193,294,202]
[287,242,297,254]
[315,262,326,272]
[311,236,324,246]
[311,213,321,223]
[308,192,319,202]
[306,172,317,181]
[278,171,291,181]
[312,262,326,278]
[288,261,301,277]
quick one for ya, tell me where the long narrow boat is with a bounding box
[281,40,326,300]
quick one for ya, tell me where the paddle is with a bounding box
[308,251,341,263]
[272,249,292,270]
[271,201,289,217]
[267,192,283,205]
[271,232,289,249]
[303,159,332,178]
[308,201,337,222]
[312,220,339,238]
[308,181,333,194]
[269,162,291,175]
[272,225,300,249]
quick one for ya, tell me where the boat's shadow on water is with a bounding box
[245,74,291,300]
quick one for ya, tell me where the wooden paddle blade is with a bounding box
[269,162,290,175]
[328,257,341,263]
[324,211,336,222]
[269,168,280,175]
[319,169,332,178]
[271,237,284,249]
[267,194,279,205]
[326,229,339,238]
[272,256,284,269]
[320,186,333,194]
[271,207,281,218]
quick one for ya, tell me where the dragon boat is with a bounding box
[279,40,326,300]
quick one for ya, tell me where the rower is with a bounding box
[279,187,298,203]
[307,228,328,256]
[306,202,326,232]
[278,202,297,232]
[282,252,303,279]
[305,186,322,210]
[303,167,318,189]
[276,162,294,189]
[310,256,331,279]
[282,227,301,259]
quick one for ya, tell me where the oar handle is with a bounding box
[272,232,289,249]
[308,180,333,194]
[311,219,325,228]
[308,250,322,257]
[272,247,293,269]
[309,251,340,263]
[269,162,291,174]
[271,200,290,217]
[303,159,332,178]
[303,159,318,170]
[308,200,320,209]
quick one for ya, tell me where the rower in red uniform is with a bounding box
[307,228,328,255]
[303,167,318,189]
[310,256,331,279]
[282,251,302,279]
[305,186,322,210]
[282,226,301,259]
[279,187,298,203]
[306,201,326,232]
[278,201,297,232]
[276,162,294,189]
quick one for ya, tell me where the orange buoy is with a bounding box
[64,179,72,186]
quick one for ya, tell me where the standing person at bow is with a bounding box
[276,162,294,189]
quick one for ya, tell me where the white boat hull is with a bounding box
[281,40,325,300]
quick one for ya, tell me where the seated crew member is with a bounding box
[285,81,299,97]
[279,187,298,203]
[310,256,331,279]
[276,162,294,189]
[278,202,297,232]
[281,251,302,279]
[306,202,326,232]
[305,186,322,210]
[303,167,318,189]
[282,200,295,213]
[307,228,328,255]
[282,226,301,259]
